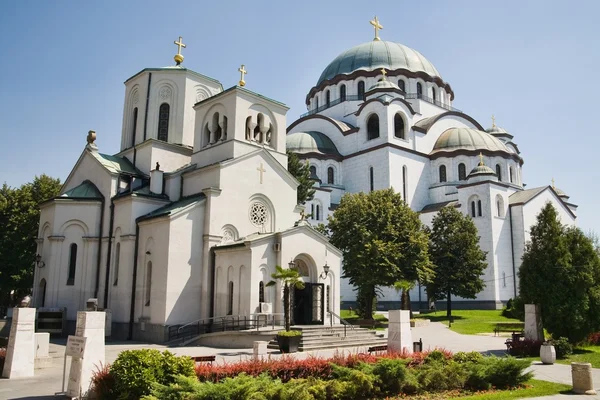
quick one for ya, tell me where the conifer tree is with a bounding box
[286,150,315,204]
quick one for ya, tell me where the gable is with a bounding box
[62,150,115,200]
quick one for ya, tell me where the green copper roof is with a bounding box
[60,180,103,199]
[286,131,341,157]
[432,128,510,154]
[93,152,144,176]
[137,193,205,222]
[318,41,441,85]
[368,80,400,91]
[468,164,496,177]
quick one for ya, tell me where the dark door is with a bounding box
[293,283,325,325]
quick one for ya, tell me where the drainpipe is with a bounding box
[128,223,140,340]
[508,206,517,298]
[142,73,152,141]
[93,195,106,299]
[102,199,116,309]
[209,247,216,320]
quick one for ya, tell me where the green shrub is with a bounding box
[549,337,573,359]
[479,357,533,389]
[424,349,447,364]
[501,296,525,320]
[453,351,484,364]
[280,377,327,400]
[371,358,409,395]
[330,364,375,399]
[413,360,467,392]
[110,349,195,399]
[277,330,302,337]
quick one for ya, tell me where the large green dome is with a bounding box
[317,41,441,85]
[432,128,510,154]
[286,131,341,157]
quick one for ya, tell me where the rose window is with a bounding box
[249,203,268,227]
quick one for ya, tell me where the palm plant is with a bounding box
[266,265,305,332]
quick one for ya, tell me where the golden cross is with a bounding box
[257,162,266,184]
[479,152,484,166]
[380,68,387,80]
[370,16,383,41]
[491,114,496,127]
[173,36,186,65]
[238,64,247,87]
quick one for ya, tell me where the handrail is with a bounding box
[327,309,355,337]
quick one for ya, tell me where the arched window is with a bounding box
[496,164,502,181]
[145,261,152,306]
[340,84,346,102]
[496,195,505,218]
[316,205,320,221]
[471,201,476,218]
[358,81,365,99]
[369,167,374,192]
[38,279,47,307]
[327,167,334,184]
[502,272,507,288]
[227,281,234,315]
[509,166,513,183]
[259,281,265,303]
[326,285,331,312]
[309,165,317,180]
[417,82,423,99]
[394,113,405,139]
[431,87,436,103]
[478,200,482,217]
[325,90,330,107]
[131,107,138,148]
[458,163,466,181]
[311,203,315,219]
[315,97,319,110]
[158,103,170,141]
[113,242,120,286]
[439,165,447,183]
[367,114,380,140]
[67,243,77,285]
[398,80,406,92]
[402,165,408,201]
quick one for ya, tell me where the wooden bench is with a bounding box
[367,345,388,354]
[191,355,216,365]
[493,322,524,336]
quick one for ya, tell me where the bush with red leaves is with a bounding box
[508,339,543,357]
[588,332,600,345]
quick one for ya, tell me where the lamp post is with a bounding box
[319,262,330,280]
[35,254,45,269]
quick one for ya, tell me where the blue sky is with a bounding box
[1,1,598,232]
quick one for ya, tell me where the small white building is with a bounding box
[33,52,341,343]
[286,29,577,310]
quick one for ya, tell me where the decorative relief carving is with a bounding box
[159,87,172,99]
[132,91,139,104]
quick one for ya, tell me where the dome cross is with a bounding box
[479,152,485,166]
[380,68,387,80]
[238,64,247,87]
[491,114,496,127]
[173,36,186,65]
[370,16,383,41]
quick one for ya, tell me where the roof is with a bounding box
[60,180,103,199]
[194,85,287,108]
[509,187,547,205]
[486,125,513,139]
[420,200,460,213]
[286,131,341,157]
[124,66,223,88]
[93,152,144,176]
[368,80,400,91]
[432,128,511,154]
[317,41,441,85]
[137,193,205,222]
[412,112,485,134]
[468,164,496,178]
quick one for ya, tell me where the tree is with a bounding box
[394,280,415,318]
[427,206,487,319]
[328,188,432,320]
[0,175,61,309]
[519,202,600,343]
[266,265,305,332]
[287,150,315,204]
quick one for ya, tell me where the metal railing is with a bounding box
[327,309,355,337]
[167,313,285,343]
[301,91,461,118]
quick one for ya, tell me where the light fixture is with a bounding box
[319,262,330,279]
[146,251,151,255]
[288,259,296,270]
[35,254,45,269]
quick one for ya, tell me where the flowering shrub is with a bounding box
[588,332,600,345]
[508,339,543,357]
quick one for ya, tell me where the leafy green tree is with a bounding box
[266,265,305,332]
[394,280,415,318]
[519,202,600,343]
[287,150,315,204]
[427,206,487,319]
[0,175,61,308]
[328,189,433,320]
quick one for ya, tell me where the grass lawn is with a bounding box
[340,309,388,329]
[554,345,600,368]
[414,309,522,335]
[457,379,571,399]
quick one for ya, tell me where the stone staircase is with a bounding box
[267,325,387,352]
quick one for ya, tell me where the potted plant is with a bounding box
[266,265,304,353]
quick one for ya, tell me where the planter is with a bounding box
[540,344,556,364]
[277,334,301,353]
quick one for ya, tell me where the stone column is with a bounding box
[572,362,596,395]
[524,304,544,341]
[2,308,36,378]
[388,310,412,353]
[67,311,105,398]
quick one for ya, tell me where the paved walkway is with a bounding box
[2,320,600,399]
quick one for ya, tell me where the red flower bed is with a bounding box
[588,332,600,345]
[195,348,453,383]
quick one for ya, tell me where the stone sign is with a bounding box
[388,310,412,353]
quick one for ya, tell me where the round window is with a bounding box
[249,202,268,227]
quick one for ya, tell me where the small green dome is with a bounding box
[368,80,400,91]
[286,131,341,157]
[432,128,511,154]
[468,164,496,178]
[317,41,441,85]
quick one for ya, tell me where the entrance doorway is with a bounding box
[293,283,324,325]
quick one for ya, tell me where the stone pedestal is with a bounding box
[524,304,544,341]
[66,312,105,398]
[572,362,597,395]
[388,310,412,354]
[34,332,52,369]
[2,308,35,378]
[253,341,268,360]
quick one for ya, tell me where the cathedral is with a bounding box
[34,19,577,342]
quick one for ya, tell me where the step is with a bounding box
[266,338,388,351]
